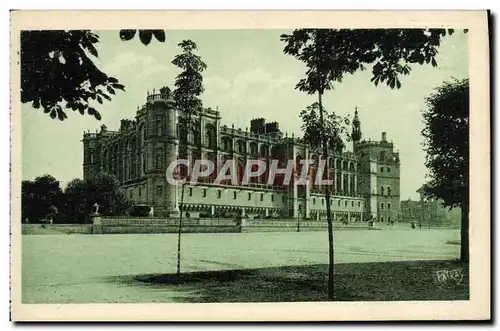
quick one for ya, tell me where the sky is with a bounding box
[21,29,469,200]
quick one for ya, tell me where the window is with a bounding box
[322,199,324,205]
[248,192,251,201]
[345,200,348,207]
[217,190,221,199]
[282,195,286,203]
[388,216,391,223]
[205,125,216,149]
[130,190,133,199]
[351,201,354,207]
[271,194,274,202]
[380,202,384,210]
[381,216,384,222]
[260,193,264,201]
[380,167,383,173]
[155,150,164,171]
[233,191,237,199]
[381,186,385,196]
[155,116,163,135]
[387,167,391,173]
[358,201,361,207]
[388,186,392,196]
[189,188,193,196]
[202,189,207,198]
[338,200,341,206]
[156,185,163,196]
[388,203,391,210]
[313,198,316,205]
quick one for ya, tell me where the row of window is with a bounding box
[312,197,362,208]
[380,166,391,173]
[380,202,392,210]
[380,186,392,196]
[189,187,280,202]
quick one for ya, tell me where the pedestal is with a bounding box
[90,213,102,234]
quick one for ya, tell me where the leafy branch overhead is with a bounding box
[280,28,467,93]
[21,29,167,121]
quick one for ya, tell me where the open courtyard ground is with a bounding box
[22,228,468,303]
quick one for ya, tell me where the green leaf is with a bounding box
[57,108,67,121]
[431,58,437,67]
[119,30,136,41]
[153,30,166,42]
[49,109,57,119]
[87,107,101,120]
[139,30,153,46]
[87,43,98,58]
[97,96,103,104]
[102,94,111,101]
[112,83,125,91]
[107,86,115,95]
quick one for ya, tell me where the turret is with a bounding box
[352,107,362,151]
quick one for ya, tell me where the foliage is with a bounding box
[281,28,465,93]
[422,78,469,209]
[62,172,132,223]
[21,29,165,121]
[21,173,132,224]
[21,174,63,223]
[172,40,207,134]
[299,102,350,152]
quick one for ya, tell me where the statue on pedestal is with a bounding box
[92,202,100,215]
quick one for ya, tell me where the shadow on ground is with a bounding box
[106,260,469,303]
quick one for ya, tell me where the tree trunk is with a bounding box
[318,90,335,301]
[460,202,469,262]
[315,29,335,301]
[176,183,186,275]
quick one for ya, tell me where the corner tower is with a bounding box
[352,107,362,152]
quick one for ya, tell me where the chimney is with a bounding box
[382,132,387,142]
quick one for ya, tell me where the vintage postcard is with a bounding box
[10,10,490,321]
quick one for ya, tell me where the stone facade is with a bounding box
[82,87,401,222]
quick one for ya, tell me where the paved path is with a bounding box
[22,229,460,303]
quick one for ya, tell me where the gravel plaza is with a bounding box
[22,228,462,303]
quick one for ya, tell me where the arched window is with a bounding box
[336,159,342,169]
[310,154,318,168]
[349,162,355,171]
[387,186,392,196]
[260,144,269,157]
[155,115,163,136]
[249,142,258,156]
[295,155,303,176]
[221,137,231,152]
[155,149,164,171]
[139,124,146,146]
[237,140,246,154]
[380,202,384,210]
[205,124,216,149]
[380,186,385,196]
[343,160,348,170]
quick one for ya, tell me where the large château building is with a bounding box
[82,86,401,222]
